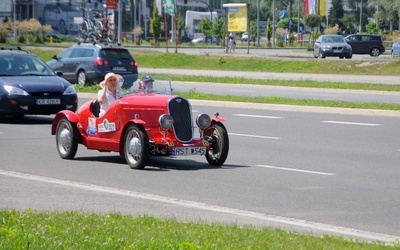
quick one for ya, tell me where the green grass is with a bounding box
[1,210,397,249]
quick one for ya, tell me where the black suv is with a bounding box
[344,34,385,57]
[47,42,139,85]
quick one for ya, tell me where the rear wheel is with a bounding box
[80,21,89,42]
[106,23,116,43]
[204,123,229,166]
[370,48,381,57]
[56,118,78,159]
[123,124,149,169]
[77,70,87,86]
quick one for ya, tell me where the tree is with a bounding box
[199,18,213,44]
[212,17,226,45]
[328,0,344,30]
[304,14,322,33]
[150,1,162,45]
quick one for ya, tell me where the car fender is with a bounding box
[211,114,226,123]
[51,110,79,135]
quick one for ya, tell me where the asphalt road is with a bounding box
[1,97,400,243]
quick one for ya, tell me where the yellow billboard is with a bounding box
[227,6,247,32]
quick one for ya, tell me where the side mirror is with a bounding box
[52,55,59,61]
[56,71,63,77]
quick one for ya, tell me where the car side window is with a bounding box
[70,48,86,58]
[82,49,94,57]
[58,48,73,59]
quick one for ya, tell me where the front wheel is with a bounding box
[56,118,78,159]
[123,124,149,169]
[204,123,229,166]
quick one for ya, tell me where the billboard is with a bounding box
[225,4,247,32]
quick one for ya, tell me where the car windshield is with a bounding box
[0,55,56,76]
[322,36,344,43]
[119,74,173,95]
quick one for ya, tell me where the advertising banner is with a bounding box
[227,5,247,32]
[163,0,176,15]
[107,0,118,10]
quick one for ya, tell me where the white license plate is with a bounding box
[333,50,342,53]
[36,99,60,105]
[112,66,126,71]
[173,147,206,155]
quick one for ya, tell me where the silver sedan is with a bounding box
[313,35,352,59]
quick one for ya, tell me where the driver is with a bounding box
[97,72,123,117]
[138,75,154,92]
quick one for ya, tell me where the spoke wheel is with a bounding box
[80,21,89,42]
[58,19,67,35]
[124,124,149,169]
[204,123,229,166]
[56,118,78,159]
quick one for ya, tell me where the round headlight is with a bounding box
[159,114,174,130]
[196,113,211,130]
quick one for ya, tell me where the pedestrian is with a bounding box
[229,33,236,52]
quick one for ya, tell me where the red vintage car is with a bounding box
[51,75,229,169]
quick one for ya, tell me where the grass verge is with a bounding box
[1,210,397,249]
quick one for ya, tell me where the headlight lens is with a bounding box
[196,113,211,130]
[4,85,29,96]
[159,114,174,130]
[63,85,77,95]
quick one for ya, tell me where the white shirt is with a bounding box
[97,88,122,117]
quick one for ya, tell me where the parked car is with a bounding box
[241,32,249,42]
[47,42,139,86]
[391,41,400,57]
[0,46,77,117]
[51,76,229,169]
[313,35,352,59]
[191,36,219,44]
[41,3,81,35]
[344,34,385,57]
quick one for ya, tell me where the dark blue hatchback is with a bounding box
[47,42,139,85]
[0,47,78,116]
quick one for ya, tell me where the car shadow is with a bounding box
[73,155,246,171]
[0,115,54,124]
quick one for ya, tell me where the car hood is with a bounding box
[0,76,71,92]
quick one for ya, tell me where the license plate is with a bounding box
[333,50,342,53]
[173,147,206,155]
[112,66,126,71]
[36,99,60,105]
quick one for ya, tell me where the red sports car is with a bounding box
[51,76,229,169]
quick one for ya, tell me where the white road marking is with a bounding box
[321,121,381,126]
[0,169,397,243]
[256,165,335,176]
[233,114,283,119]
[229,133,281,140]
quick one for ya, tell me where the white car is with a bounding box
[191,36,219,44]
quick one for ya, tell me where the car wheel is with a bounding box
[77,70,87,86]
[204,122,229,166]
[123,124,149,169]
[319,50,326,59]
[391,50,395,57]
[370,48,381,57]
[313,49,318,58]
[56,118,78,160]
[106,23,116,43]
[58,19,68,35]
[345,54,352,59]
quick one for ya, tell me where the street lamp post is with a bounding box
[196,0,213,22]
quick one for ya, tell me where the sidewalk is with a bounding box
[140,68,399,85]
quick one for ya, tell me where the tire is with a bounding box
[123,124,149,169]
[370,48,381,57]
[56,118,78,160]
[76,70,87,86]
[204,123,229,166]
[80,21,89,42]
[58,19,67,35]
[319,50,326,59]
[345,54,352,59]
[106,23,116,43]
[313,50,318,58]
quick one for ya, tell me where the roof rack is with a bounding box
[0,46,30,53]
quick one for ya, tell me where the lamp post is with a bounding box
[359,0,363,32]
[194,0,213,22]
